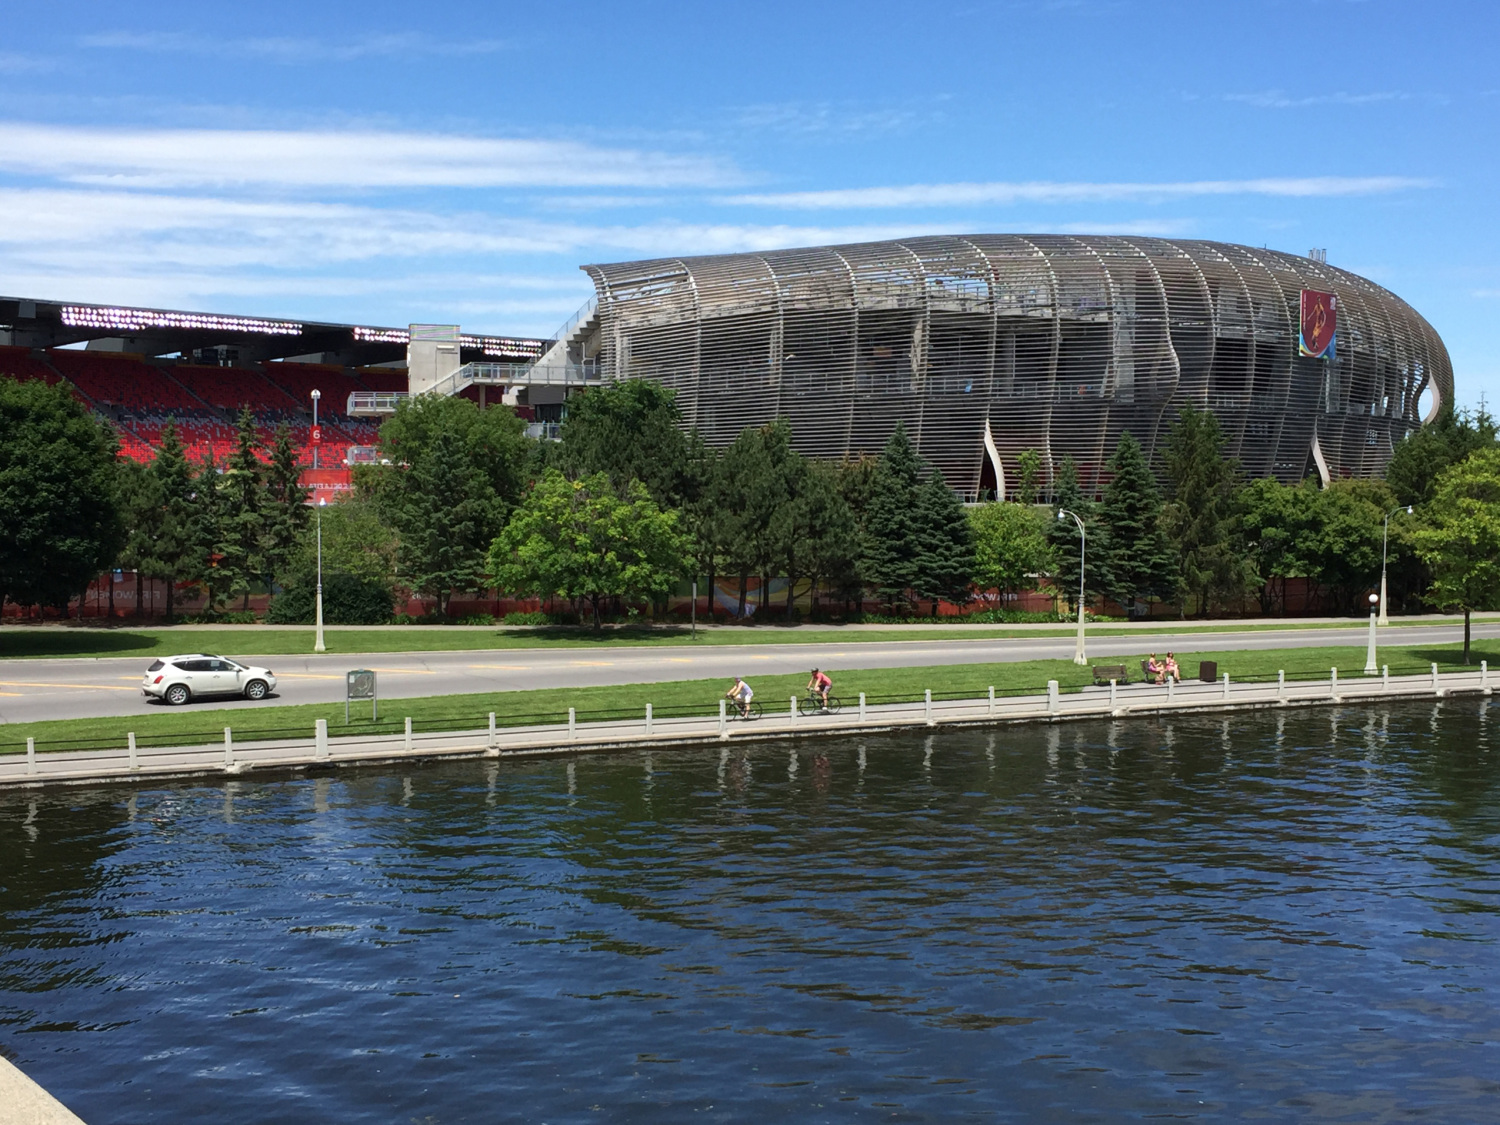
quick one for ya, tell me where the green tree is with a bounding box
[970,501,1052,606]
[218,406,266,611]
[1308,479,1392,613]
[376,393,528,509]
[1161,403,1254,616]
[1410,447,1500,663]
[1239,477,1313,614]
[1385,404,1496,508]
[1013,447,1042,504]
[715,420,798,617]
[141,419,206,621]
[387,428,501,615]
[556,379,690,506]
[1098,431,1176,611]
[771,455,861,617]
[0,376,124,612]
[268,494,398,624]
[261,421,309,595]
[192,454,238,616]
[1045,456,1106,612]
[911,468,976,615]
[861,423,924,611]
[115,458,163,618]
[489,469,691,631]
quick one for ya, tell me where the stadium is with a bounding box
[1,233,1453,503]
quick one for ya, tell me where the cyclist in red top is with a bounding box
[807,668,832,712]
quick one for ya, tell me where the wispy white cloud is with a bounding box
[723,176,1435,210]
[0,187,961,272]
[0,51,54,74]
[80,30,511,63]
[1225,89,1408,108]
[0,122,740,190]
[733,101,927,137]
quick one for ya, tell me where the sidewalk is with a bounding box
[3,664,1493,790]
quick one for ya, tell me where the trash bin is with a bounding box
[1198,660,1218,683]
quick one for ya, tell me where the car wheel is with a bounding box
[244,679,269,701]
[165,683,190,706]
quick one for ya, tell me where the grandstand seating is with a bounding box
[5,348,400,466]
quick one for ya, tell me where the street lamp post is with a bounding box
[314,497,327,654]
[310,388,321,471]
[1364,592,1379,675]
[1057,508,1087,666]
[1378,505,1412,626]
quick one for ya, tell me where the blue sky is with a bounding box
[1,0,1495,408]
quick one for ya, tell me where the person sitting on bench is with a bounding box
[1146,654,1165,685]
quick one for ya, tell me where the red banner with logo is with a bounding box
[1299,289,1337,359]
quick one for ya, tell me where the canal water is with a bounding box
[1,701,1497,1123]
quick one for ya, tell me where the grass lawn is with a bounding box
[0,615,1478,661]
[5,639,1496,756]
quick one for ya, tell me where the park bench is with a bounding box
[1092,664,1127,685]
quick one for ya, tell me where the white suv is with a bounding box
[143,655,278,706]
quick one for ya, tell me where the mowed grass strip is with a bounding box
[0,615,1485,661]
[4,640,1496,756]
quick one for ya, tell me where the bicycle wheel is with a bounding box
[746,699,763,721]
[822,695,843,716]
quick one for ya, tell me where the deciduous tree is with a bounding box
[970,501,1052,606]
[490,469,691,630]
[1410,447,1500,663]
[0,376,123,613]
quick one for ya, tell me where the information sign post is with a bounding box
[346,669,377,723]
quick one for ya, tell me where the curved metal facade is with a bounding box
[582,235,1451,499]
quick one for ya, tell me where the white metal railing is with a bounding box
[347,391,406,415]
[525,422,563,440]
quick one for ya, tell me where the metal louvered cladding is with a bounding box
[581,235,1452,500]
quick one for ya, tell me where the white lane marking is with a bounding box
[570,661,616,666]
[469,664,533,671]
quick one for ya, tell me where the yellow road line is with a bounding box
[569,661,616,666]
[469,664,533,671]
[0,681,139,692]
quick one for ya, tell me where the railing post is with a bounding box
[1222,672,1230,700]
[718,698,727,737]
[924,689,933,725]
[1278,669,1286,703]
[1432,662,1443,697]
[988,685,995,716]
[791,696,798,722]
[645,703,653,735]
[1047,680,1059,715]
[858,692,866,722]
[26,737,36,775]
[489,712,498,749]
[1167,676,1174,703]
[404,717,413,753]
[314,719,328,762]
[1109,679,1117,709]
[128,731,138,771]
[1483,660,1491,697]
[1382,665,1389,694]
[568,707,577,741]
[224,727,234,769]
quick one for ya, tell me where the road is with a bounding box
[0,621,1491,725]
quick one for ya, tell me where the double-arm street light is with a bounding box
[1056,508,1087,666]
[1378,505,1412,626]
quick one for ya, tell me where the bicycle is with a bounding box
[800,694,843,716]
[728,698,763,721]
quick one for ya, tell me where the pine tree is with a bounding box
[1014,448,1042,504]
[194,453,237,616]
[1161,402,1255,616]
[912,468,976,615]
[861,423,924,612]
[261,421,309,596]
[1045,456,1105,612]
[115,458,163,618]
[218,406,265,611]
[1098,431,1177,611]
[144,419,207,621]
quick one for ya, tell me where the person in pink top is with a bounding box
[807,668,832,711]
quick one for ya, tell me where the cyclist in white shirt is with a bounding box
[726,677,754,718]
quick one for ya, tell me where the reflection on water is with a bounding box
[2,701,1498,1123]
